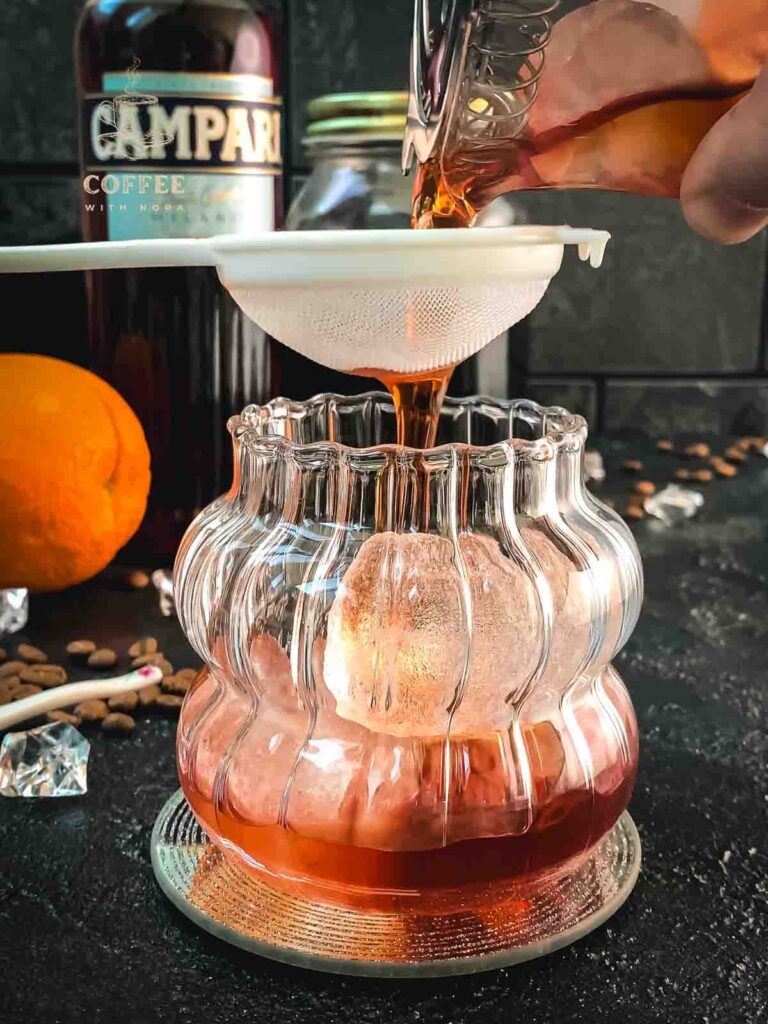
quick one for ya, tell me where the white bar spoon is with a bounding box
[0,665,164,731]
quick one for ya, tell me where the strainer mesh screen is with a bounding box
[231,278,550,372]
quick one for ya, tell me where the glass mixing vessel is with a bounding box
[174,394,642,917]
[404,0,768,226]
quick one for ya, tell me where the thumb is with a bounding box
[681,63,768,244]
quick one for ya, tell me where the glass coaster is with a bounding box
[151,790,641,978]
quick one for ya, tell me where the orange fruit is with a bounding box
[0,354,150,592]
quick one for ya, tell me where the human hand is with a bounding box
[529,0,768,244]
[681,63,768,243]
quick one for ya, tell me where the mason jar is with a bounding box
[287,92,412,231]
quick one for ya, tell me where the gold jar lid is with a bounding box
[304,91,408,146]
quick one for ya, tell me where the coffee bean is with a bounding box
[155,693,184,713]
[736,436,767,453]
[683,443,711,459]
[656,440,674,453]
[175,668,199,682]
[108,691,138,713]
[66,640,96,658]
[0,689,13,706]
[74,699,109,723]
[0,677,21,699]
[624,504,645,521]
[623,460,643,473]
[138,684,161,707]
[87,648,118,669]
[16,643,48,664]
[692,469,713,483]
[128,637,158,658]
[20,664,68,688]
[46,710,81,727]
[633,481,656,496]
[0,661,26,679]
[12,683,42,700]
[127,570,151,590]
[162,674,191,696]
[130,652,165,668]
[724,446,747,464]
[102,712,135,735]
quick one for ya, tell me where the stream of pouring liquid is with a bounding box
[351,365,455,449]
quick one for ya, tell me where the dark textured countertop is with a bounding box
[1,439,766,1024]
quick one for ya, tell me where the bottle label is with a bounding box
[81,69,281,240]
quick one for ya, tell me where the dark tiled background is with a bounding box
[1,0,766,433]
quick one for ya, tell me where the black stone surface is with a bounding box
[525,377,598,428]
[287,0,410,167]
[520,192,767,375]
[1,437,766,1023]
[0,0,82,166]
[0,177,81,246]
[604,379,768,437]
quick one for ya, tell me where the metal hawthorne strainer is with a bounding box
[0,226,609,374]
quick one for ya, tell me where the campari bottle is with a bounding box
[76,0,283,560]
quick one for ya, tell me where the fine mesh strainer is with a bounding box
[0,226,609,373]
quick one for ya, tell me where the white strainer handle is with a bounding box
[0,237,215,274]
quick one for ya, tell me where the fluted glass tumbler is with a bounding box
[171,394,642,967]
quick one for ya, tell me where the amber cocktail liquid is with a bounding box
[181,681,637,913]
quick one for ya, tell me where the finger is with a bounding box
[681,63,768,243]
